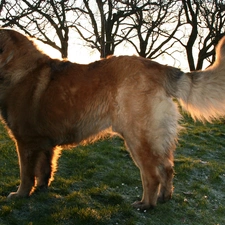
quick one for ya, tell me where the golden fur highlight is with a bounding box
[177,49,225,122]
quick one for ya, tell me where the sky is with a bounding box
[1,0,213,72]
[36,40,99,64]
[36,38,191,71]
[36,36,148,65]
[34,20,208,72]
[31,2,193,71]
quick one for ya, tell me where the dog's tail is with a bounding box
[174,36,225,122]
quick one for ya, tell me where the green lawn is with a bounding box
[0,114,224,225]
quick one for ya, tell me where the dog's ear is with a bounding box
[216,36,225,62]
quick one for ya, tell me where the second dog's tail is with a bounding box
[175,36,225,122]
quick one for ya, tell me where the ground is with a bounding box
[0,113,224,225]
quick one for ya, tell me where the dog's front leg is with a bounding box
[7,140,39,198]
[35,146,61,190]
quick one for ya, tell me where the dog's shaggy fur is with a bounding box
[0,29,225,210]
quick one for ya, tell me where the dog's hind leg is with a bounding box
[114,95,180,210]
[124,138,162,209]
[124,131,177,210]
[157,148,175,203]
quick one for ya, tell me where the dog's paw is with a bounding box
[157,192,172,203]
[7,192,20,199]
[7,192,29,199]
[132,201,155,211]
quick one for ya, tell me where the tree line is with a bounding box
[0,0,225,70]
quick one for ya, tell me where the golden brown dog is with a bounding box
[0,29,225,210]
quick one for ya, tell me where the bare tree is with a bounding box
[73,0,143,58]
[120,0,183,63]
[1,0,148,59]
[0,0,79,58]
[1,0,224,69]
[198,0,225,67]
[179,0,225,70]
[0,0,6,12]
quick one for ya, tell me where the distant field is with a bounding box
[0,114,224,225]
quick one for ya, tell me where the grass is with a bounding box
[0,113,225,225]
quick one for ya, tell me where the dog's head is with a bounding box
[0,29,44,84]
[0,29,15,68]
[0,29,34,66]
